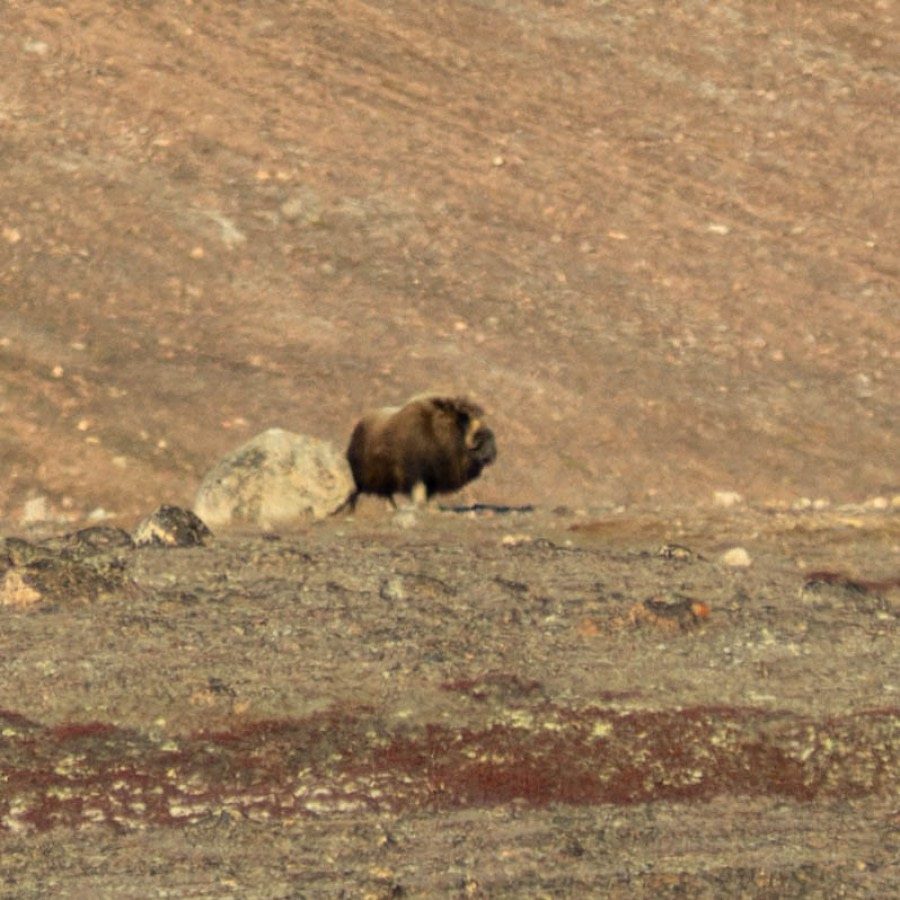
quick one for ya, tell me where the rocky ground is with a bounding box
[1,0,898,896]
[1,502,898,895]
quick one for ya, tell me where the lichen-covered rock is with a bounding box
[133,506,212,547]
[43,525,136,558]
[194,428,353,528]
[0,527,133,608]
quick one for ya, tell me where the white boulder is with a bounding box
[194,428,352,528]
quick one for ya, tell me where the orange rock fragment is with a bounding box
[627,596,709,632]
[0,570,43,608]
[576,616,601,638]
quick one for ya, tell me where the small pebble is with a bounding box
[23,39,49,56]
[21,497,51,525]
[721,547,752,567]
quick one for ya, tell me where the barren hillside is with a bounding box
[1,0,897,527]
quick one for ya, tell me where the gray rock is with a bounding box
[194,428,353,528]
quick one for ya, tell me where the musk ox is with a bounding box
[337,394,497,512]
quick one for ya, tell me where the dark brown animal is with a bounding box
[337,394,497,512]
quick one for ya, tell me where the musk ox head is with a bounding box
[339,394,497,511]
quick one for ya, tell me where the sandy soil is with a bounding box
[0,1,898,896]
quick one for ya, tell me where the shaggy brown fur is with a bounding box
[337,395,497,512]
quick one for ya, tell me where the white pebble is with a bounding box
[23,39,49,56]
[21,496,51,525]
[721,547,752,567]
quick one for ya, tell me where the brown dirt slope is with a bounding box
[1,0,897,527]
